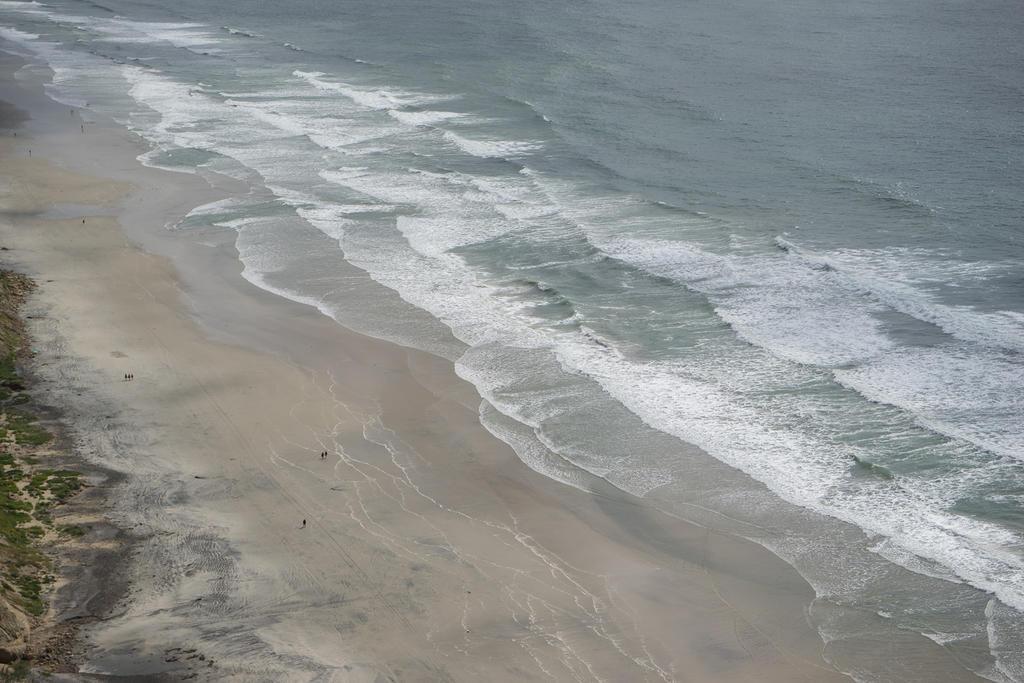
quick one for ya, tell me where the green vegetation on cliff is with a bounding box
[0,270,81,647]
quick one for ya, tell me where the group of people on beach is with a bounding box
[123,372,134,381]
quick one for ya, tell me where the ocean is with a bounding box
[2,0,1022,679]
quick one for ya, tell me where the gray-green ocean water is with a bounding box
[3,0,1022,679]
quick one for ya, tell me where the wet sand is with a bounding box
[1,48,850,681]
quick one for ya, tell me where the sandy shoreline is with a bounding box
[0,48,857,681]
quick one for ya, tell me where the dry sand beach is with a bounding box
[0,47,865,681]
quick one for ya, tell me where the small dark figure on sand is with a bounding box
[301,519,306,528]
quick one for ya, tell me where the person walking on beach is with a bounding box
[301,519,306,529]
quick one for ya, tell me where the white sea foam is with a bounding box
[920,631,977,646]
[477,401,594,492]
[835,347,1024,460]
[320,167,521,255]
[292,70,452,109]
[387,109,465,126]
[0,1,46,21]
[182,197,254,220]
[52,15,227,55]
[0,27,43,70]
[598,236,896,366]
[96,19,217,49]
[867,538,963,583]
[233,227,337,317]
[211,218,257,231]
[519,184,1024,465]
[443,130,540,158]
[783,241,1024,354]
[0,25,39,47]
[137,148,200,175]
[225,97,396,151]
[222,26,262,38]
[226,101,310,137]
[549,342,1024,610]
[0,21,111,107]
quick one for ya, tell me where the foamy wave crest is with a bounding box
[985,599,1024,680]
[607,234,1024,460]
[319,166,526,255]
[182,197,253,220]
[0,1,46,22]
[137,148,200,175]
[224,96,402,151]
[292,70,452,109]
[222,26,261,38]
[778,239,1024,354]
[835,347,1024,460]
[122,65,222,148]
[0,25,40,54]
[546,332,1024,611]
[387,109,465,126]
[225,100,309,137]
[71,16,223,52]
[443,130,541,158]
[848,268,1024,355]
[600,237,895,366]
